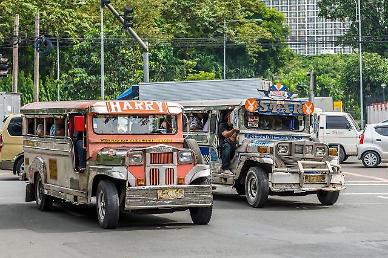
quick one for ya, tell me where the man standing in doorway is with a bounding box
[219,111,239,175]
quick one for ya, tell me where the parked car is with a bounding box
[358,123,388,167]
[0,114,24,177]
[317,112,361,163]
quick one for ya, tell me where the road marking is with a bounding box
[377,196,388,199]
[342,193,388,195]
[343,172,388,182]
[347,180,388,183]
[346,183,388,186]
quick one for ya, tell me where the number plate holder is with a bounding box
[157,188,185,200]
[304,174,326,184]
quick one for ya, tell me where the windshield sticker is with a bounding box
[245,133,304,141]
[250,140,272,146]
[107,101,168,113]
[100,139,173,143]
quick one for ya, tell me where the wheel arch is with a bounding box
[237,160,272,184]
[91,174,126,198]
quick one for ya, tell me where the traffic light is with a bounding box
[100,0,110,7]
[0,54,9,77]
[123,6,134,28]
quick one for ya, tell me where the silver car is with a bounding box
[358,123,388,167]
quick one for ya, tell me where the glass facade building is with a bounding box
[263,0,352,55]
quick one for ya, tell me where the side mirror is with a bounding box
[74,116,85,132]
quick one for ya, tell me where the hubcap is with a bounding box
[247,174,258,200]
[364,153,378,167]
[97,191,106,221]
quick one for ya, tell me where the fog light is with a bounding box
[136,178,145,186]
[329,147,338,156]
[178,177,185,185]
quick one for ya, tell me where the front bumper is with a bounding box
[124,185,212,210]
[270,160,345,192]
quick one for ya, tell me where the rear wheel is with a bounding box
[338,146,346,164]
[35,174,52,211]
[361,151,381,168]
[96,180,119,229]
[15,158,25,180]
[317,191,340,205]
[245,167,269,208]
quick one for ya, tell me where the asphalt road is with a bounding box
[0,158,387,258]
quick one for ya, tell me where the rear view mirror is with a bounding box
[74,116,85,132]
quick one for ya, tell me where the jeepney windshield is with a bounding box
[245,112,306,132]
[93,114,178,135]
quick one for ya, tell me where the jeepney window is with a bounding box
[26,118,35,135]
[45,117,54,136]
[187,112,210,132]
[92,114,178,135]
[245,112,306,132]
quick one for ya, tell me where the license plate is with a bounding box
[157,189,184,200]
[304,174,326,183]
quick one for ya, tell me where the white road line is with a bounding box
[346,183,388,186]
[378,196,388,199]
[347,180,388,183]
[343,172,388,182]
[342,193,388,195]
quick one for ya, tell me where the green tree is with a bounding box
[318,0,388,56]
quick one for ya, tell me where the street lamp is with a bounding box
[382,83,387,102]
[223,18,262,80]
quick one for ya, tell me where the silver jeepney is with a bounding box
[181,95,345,208]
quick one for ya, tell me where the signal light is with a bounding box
[123,6,134,28]
[178,177,185,185]
[0,55,9,77]
[136,178,145,186]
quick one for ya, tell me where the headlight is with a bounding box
[315,146,327,157]
[178,151,193,164]
[277,143,290,155]
[295,144,303,154]
[127,152,144,165]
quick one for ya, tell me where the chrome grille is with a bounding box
[165,168,174,185]
[150,152,174,164]
[149,168,160,185]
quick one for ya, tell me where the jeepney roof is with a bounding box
[179,99,243,111]
[21,100,183,115]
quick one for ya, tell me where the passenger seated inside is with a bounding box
[36,124,44,137]
[190,113,209,132]
[74,131,86,171]
[219,111,239,176]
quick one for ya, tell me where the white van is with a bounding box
[317,112,361,163]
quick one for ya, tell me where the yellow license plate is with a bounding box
[157,189,184,200]
[304,174,326,183]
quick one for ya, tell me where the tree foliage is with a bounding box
[318,0,388,56]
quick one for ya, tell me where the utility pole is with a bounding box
[223,20,226,80]
[56,37,60,101]
[12,14,19,93]
[100,4,105,100]
[34,13,40,102]
[308,71,315,103]
[357,0,364,128]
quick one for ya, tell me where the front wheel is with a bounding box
[245,167,269,208]
[190,206,212,225]
[317,191,340,205]
[361,151,381,168]
[35,174,53,211]
[96,180,119,229]
[15,158,25,180]
[338,146,346,164]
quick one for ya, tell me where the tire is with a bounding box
[234,182,246,195]
[184,139,203,164]
[96,180,120,229]
[338,146,346,164]
[35,174,53,211]
[317,191,340,205]
[245,167,269,208]
[15,157,25,180]
[189,178,212,225]
[361,151,381,168]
